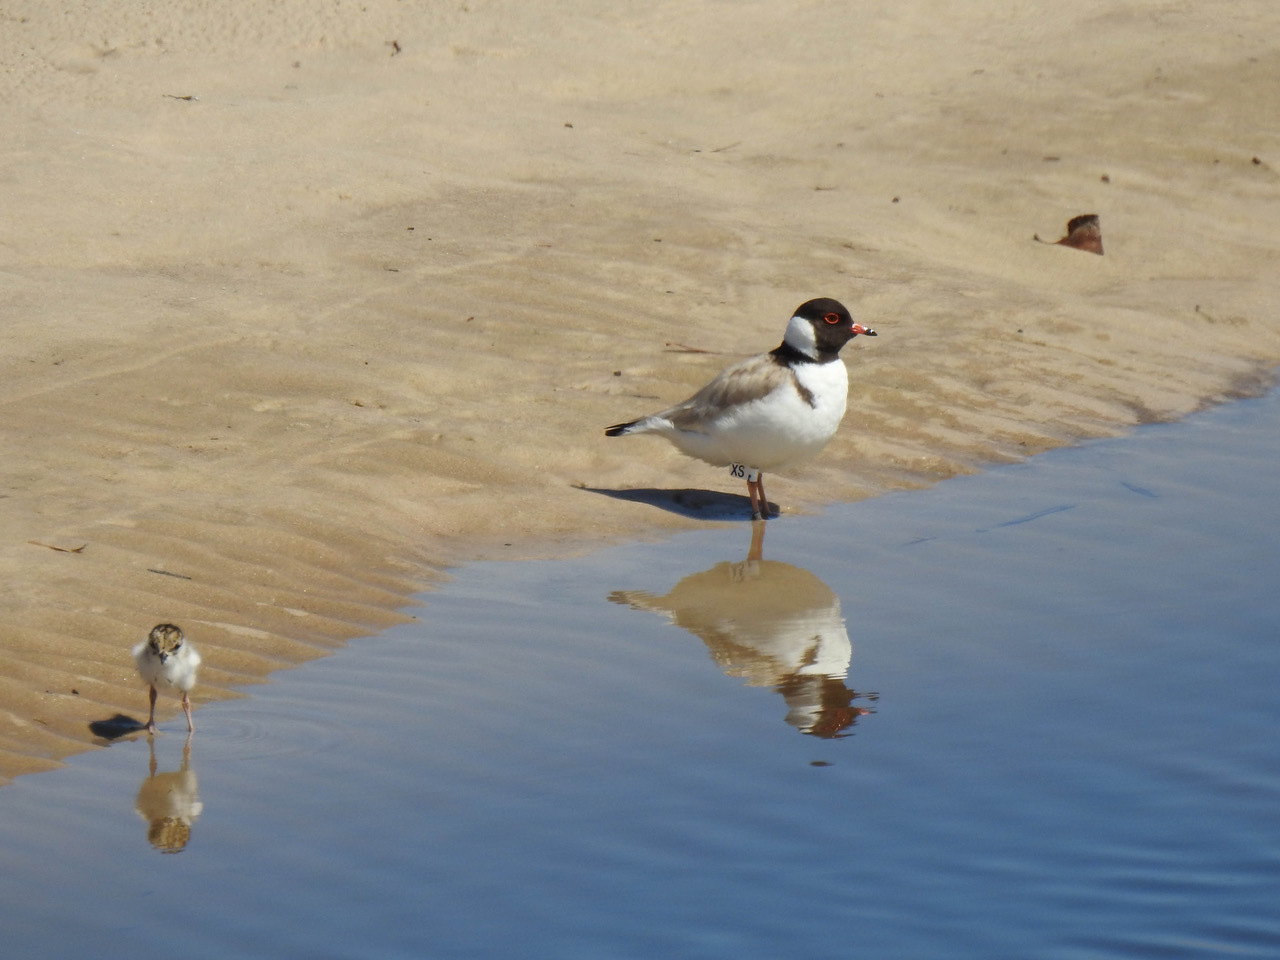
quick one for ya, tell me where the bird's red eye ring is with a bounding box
[823,312,841,324]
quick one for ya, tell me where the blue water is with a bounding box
[3,388,1280,959]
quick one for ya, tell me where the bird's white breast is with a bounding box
[792,358,849,433]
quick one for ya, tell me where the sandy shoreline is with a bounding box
[2,0,1279,783]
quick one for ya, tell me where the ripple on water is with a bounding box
[192,701,349,763]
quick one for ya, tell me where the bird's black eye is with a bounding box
[823,312,841,325]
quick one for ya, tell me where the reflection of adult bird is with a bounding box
[135,735,203,854]
[610,535,875,737]
[605,298,875,520]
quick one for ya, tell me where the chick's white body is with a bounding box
[133,638,201,693]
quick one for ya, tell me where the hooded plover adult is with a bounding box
[605,298,875,519]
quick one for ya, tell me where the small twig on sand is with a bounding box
[148,568,194,580]
[28,541,86,553]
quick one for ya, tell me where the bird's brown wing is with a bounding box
[664,355,792,431]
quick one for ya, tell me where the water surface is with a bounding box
[3,389,1280,959]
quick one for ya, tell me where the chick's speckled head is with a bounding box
[147,623,186,660]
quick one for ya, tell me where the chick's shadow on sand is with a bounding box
[88,714,149,741]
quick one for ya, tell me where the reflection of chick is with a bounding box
[611,547,875,737]
[135,735,202,854]
[132,623,200,734]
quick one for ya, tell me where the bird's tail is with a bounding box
[604,419,642,437]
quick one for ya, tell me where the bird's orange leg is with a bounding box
[746,473,771,520]
[146,685,158,734]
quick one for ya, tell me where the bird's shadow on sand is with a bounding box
[580,487,772,520]
[89,714,147,742]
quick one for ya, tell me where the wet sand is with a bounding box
[2,0,1279,782]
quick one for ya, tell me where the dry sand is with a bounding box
[2,0,1279,783]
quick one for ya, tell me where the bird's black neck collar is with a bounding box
[770,341,838,366]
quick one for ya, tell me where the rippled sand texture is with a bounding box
[2,0,1279,782]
